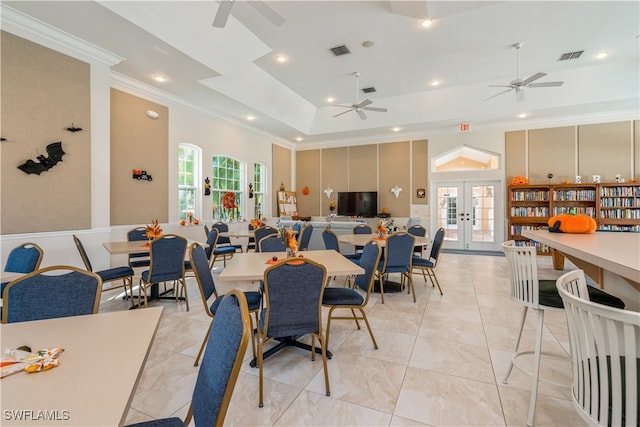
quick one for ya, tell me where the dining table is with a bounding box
[1,307,163,426]
[337,232,431,248]
[218,249,364,365]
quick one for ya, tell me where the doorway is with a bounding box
[431,181,503,251]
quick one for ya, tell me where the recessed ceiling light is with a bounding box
[595,52,609,59]
[391,127,401,132]
[326,96,335,103]
[361,40,374,48]
[295,136,303,142]
[245,115,256,121]
[420,18,433,28]
[518,113,528,118]
[151,74,167,83]
[275,54,288,63]
[430,80,441,87]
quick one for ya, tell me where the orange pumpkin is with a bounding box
[548,214,596,234]
[510,175,529,185]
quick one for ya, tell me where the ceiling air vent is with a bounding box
[558,50,584,61]
[362,87,376,94]
[329,45,351,56]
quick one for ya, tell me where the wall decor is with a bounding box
[66,123,82,132]
[416,188,426,198]
[204,177,211,195]
[592,174,601,184]
[17,141,66,175]
[1,137,6,142]
[391,185,402,198]
[302,186,310,195]
[248,182,254,198]
[145,110,159,120]
[323,187,333,198]
[132,169,152,181]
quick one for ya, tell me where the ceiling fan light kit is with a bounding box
[333,72,388,120]
[484,42,564,102]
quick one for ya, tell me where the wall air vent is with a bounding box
[361,87,376,93]
[330,45,351,56]
[558,50,584,61]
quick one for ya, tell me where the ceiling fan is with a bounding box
[484,42,563,102]
[333,72,388,120]
[213,0,285,28]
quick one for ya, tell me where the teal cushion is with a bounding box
[538,280,625,309]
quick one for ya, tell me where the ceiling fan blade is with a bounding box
[333,109,353,118]
[248,1,285,26]
[332,104,354,108]
[529,81,564,87]
[520,72,547,85]
[356,109,367,120]
[488,84,515,88]
[213,0,234,28]
[362,106,388,112]
[483,88,513,101]
[356,99,372,108]
[516,88,526,102]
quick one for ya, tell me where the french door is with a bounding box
[432,181,503,251]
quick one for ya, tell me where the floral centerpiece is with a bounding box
[222,191,237,221]
[145,218,163,241]
[286,226,298,256]
[250,217,265,228]
[376,219,388,238]
[328,201,336,213]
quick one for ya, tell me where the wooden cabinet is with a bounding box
[598,183,640,232]
[508,183,640,254]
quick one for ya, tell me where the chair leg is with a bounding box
[404,272,416,302]
[526,309,545,427]
[428,268,443,295]
[350,307,361,330]
[249,312,258,359]
[503,306,528,384]
[194,319,214,367]
[317,332,331,397]
[325,307,335,350]
[181,278,189,311]
[359,308,378,349]
[258,339,265,408]
[377,272,385,304]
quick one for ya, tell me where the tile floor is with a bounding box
[99,252,588,427]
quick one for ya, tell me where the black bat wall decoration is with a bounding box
[66,123,82,132]
[17,142,66,175]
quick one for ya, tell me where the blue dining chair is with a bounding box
[2,265,102,324]
[258,258,330,407]
[127,227,151,268]
[322,241,382,350]
[297,224,313,251]
[258,234,287,252]
[211,221,243,253]
[126,290,251,427]
[352,223,372,255]
[411,227,445,295]
[139,234,189,310]
[407,224,427,257]
[321,228,360,261]
[376,232,416,304]
[206,229,237,267]
[0,242,43,294]
[189,242,261,367]
[253,226,279,252]
[73,235,135,307]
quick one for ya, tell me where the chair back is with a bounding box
[205,229,220,259]
[147,234,187,283]
[258,235,286,253]
[2,266,102,323]
[189,290,251,427]
[189,243,219,317]
[204,224,210,238]
[212,222,230,245]
[428,227,445,263]
[354,242,382,295]
[262,259,327,338]
[353,224,372,234]
[407,224,426,238]
[557,273,640,427]
[321,228,340,252]
[298,224,313,251]
[72,235,93,272]
[127,227,150,267]
[381,232,415,272]
[501,240,542,309]
[253,226,278,252]
[4,242,43,274]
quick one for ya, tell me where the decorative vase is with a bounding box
[286,247,296,258]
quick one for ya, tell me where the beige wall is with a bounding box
[271,145,291,217]
[321,147,349,216]
[379,141,410,217]
[528,126,575,184]
[348,144,377,191]
[412,140,428,204]
[505,130,526,182]
[296,149,320,217]
[110,89,169,225]
[578,121,631,182]
[635,120,639,179]
[1,32,91,234]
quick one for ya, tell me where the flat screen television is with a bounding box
[337,191,378,217]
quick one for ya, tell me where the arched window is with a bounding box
[178,144,200,220]
[212,156,242,221]
[252,162,266,219]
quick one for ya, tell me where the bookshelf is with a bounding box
[508,182,640,255]
[598,183,640,232]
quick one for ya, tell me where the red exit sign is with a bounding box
[459,123,470,132]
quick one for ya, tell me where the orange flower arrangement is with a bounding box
[286,226,298,252]
[145,218,163,239]
[250,217,265,228]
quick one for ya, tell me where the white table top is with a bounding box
[219,231,254,238]
[218,250,364,282]
[1,272,24,283]
[1,307,163,426]
[522,230,640,283]
[103,240,207,255]
[337,233,430,247]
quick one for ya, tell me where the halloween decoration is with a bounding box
[204,177,211,195]
[1,137,6,142]
[17,142,66,175]
[301,186,310,195]
[248,182,254,198]
[510,175,529,185]
[132,169,152,181]
[548,213,597,234]
[66,123,82,132]
[547,173,554,184]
